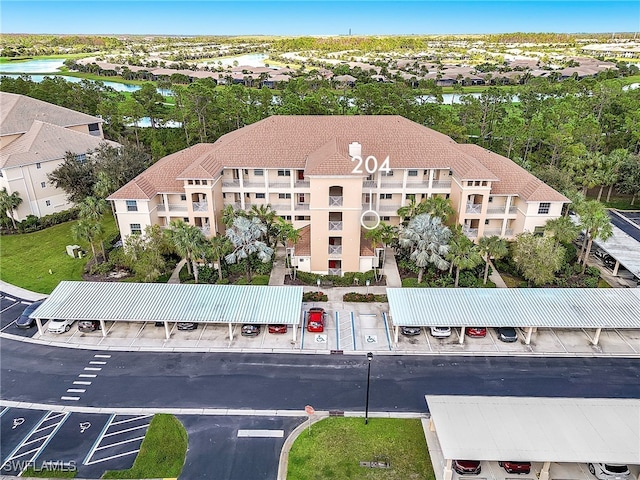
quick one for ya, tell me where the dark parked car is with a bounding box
[453,460,481,475]
[495,326,518,343]
[177,322,197,331]
[78,320,101,332]
[15,300,45,329]
[401,326,421,336]
[241,324,261,337]
[499,461,531,474]
[268,324,287,334]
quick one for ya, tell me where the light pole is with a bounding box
[365,351,373,424]
[366,279,370,294]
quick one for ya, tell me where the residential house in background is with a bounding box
[0,92,118,220]
[109,115,568,275]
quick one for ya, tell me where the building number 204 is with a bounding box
[351,155,391,175]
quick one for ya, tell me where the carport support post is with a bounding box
[394,325,399,344]
[163,321,170,340]
[525,326,533,345]
[539,461,551,480]
[99,320,106,337]
[35,318,44,336]
[612,260,620,276]
[292,323,297,343]
[459,327,465,344]
[228,323,233,341]
[592,327,602,346]
[443,458,453,480]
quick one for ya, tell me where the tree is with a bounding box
[123,224,170,282]
[222,204,244,228]
[576,200,613,273]
[398,214,451,283]
[544,216,580,248]
[72,219,102,261]
[78,196,109,259]
[512,233,565,286]
[225,216,274,282]
[208,235,231,282]
[446,235,482,287]
[616,153,640,205]
[0,188,23,229]
[48,150,97,203]
[477,235,508,284]
[132,82,164,129]
[397,196,426,223]
[595,149,625,202]
[422,196,456,223]
[248,203,277,246]
[165,220,207,279]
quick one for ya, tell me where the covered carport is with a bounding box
[387,288,640,346]
[31,281,303,342]
[425,395,640,480]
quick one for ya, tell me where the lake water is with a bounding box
[0,58,66,73]
[1,73,145,93]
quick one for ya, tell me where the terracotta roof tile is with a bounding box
[290,224,311,256]
[360,230,374,256]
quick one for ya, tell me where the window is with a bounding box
[382,216,390,221]
[88,123,100,132]
[408,170,418,177]
[423,170,429,175]
[445,194,450,199]
[202,180,207,185]
[538,202,551,214]
[277,169,291,177]
[36,163,41,169]
[278,193,291,199]
[256,193,265,199]
[45,200,51,206]
[183,217,189,222]
[381,170,394,176]
[280,215,292,220]
[295,215,311,221]
[130,223,142,235]
[298,194,305,203]
[380,194,392,200]
[488,196,493,203]
[180,194,187,201]
[40,182,46,188]
[448,170,453,176]
[254,169,264,176]
[188,180,194,185]
[126,200,138,212]
[195,180,201,185]
[485,219,490,225]
[406,194,415,201]
[76,154,86,163]
[246,193,251,198]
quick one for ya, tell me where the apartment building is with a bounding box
[109,115,568,275]
[0,92,117,220]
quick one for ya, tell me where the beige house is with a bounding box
[0,92,115,220]
[109,115,568,275]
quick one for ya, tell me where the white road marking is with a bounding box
[94,354,111,358]
[95,435,146,451]
[85,449,140,466]
[89,361,107,365]
[84,367,101,371]
[67,389,86,393]
[73,381,92,385]
[5,296,15,302]
[78,374,97,378]
[111,415,152,426]
[103,424,149,436]
[60,396,80,401]
[237,429,284,438]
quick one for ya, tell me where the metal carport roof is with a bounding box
[387,288,640,328]
[32,281,303,325]
[426,395,640,463]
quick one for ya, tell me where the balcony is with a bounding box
[244,180,265,188]
[329,221,343,231]
[465,203,482,214]
[380,181,403,188]
[329,196,343,207]
[379,204,402,212]
[294,180,310,188]
[487,206,507,214]
[193,202,208,212]
[508,206,517,214]
[222,179,240,187]
[271,203,291,212]
[328,268,342,276]
[505,229,514,236]
[363,180,376,188]
[295,203,310,210]
[463,227,479,238]
[432,180,452,189]
[269,181,291,188]
[406,181,427,188]
[157,204,188,213]
[199,226,211,236]
[328,245,342,255]
[483,228,503,236]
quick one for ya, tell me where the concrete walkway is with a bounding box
[167,259,187,284]
[0,280,48,301]
[382,246,402,287]
[269,246,288,286]
[488,260,508,288]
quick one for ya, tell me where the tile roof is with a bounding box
[0,92,102,137]
[458,144,569,202]
[360,230,374,256]
[0,121,117,169]
[304,138,360,176]
[290,224,311,256]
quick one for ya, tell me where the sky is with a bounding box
[1,1,639,36]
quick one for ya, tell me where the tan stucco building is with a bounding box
[109,115,568,275]
[0,92,117,220]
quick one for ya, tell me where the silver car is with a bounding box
[47,319,75,334]
[588,464,632,480]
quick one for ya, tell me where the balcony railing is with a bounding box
[269,181,291,188]
[222,179,240,187]
[328,245,342,255]
[157,204,188,212]
[463,227,479,238]
[329,221,343,231]
[380,181,403,188]
[271,203,291,211]
[483,228,503,236]
[193,202,208,212]
[406,181,427,188]
[329,196,343,207]
[295,180,310,188]
[487,206,507,214]
[199,226,211,236]
[508,206,517,214]
[244,181,265,188]
[379,204,402,212]
[328,268,342,276]
[432,180,452,188]
[465,203,482,214]
[295,203,310,210]
[505,229,514,236]
[363,180,376,188]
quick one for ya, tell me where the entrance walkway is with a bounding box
[167,259,186,284]
[269,246,288,286]
[488,260,508,288]
[382,246,402,287]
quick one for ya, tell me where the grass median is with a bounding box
[287,417,434,480]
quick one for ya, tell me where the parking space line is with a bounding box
[103,424,149,437]
[614,329,638,353]
[94,354,111,358]
[66,389,86,393]
[0,406,8,417]
[300,310,306,350]
[89,361,107,365]
[79,374,97,378]
[84,367,102,371]
[60,396,80,401]
[111,415,152,426]
[423,327,432,352]
[85,449,140,466]
[21,435,50,447]
[350,311,356,350]
[548,328,568,353]
[0,320,18,332]
[196,323,207,346]
[4,296,15,302]
[335,311,340,350]
[487,328,500,351]
[95,435,146,451]
[73,381,92,386]
[129,323,147,346]
[83,413,115,465]
[237,429,284,438]
[382,312,392,351]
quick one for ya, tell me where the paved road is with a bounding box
[3,337,640,411]
[608,210,640,242]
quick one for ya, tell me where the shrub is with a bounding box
[402,278,423,287]
[197,265,215,284]
[250,275,269,285]
[215,278,229,284]
[583,276,599,288]
[585,266,601,278]
[302,291,328,302]
[343,292,387,302]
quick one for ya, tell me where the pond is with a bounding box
[0,58,66,73]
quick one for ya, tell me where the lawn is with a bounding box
[287,417,434,480]
[0,215,118,294]
[102,414,187,479]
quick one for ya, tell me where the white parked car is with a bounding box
[588,464,632,480]
[47,319,75,334]
[430,326,451,338]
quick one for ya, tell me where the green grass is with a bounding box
[234,274,270,285]
[0,215,118,294]
[21,467,76,478]
[102,414,187,479]
[57,70,151,86]
[498,271,524,288]
[598,278,612,288]
[287,417,434,480]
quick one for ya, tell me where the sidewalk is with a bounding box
[269,246,288,286]
[0,280,48,301]
[167,259,186,284]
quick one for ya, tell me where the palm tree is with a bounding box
[477,235,508,285]
[222,204,244,228]
[165,220,207,277]
[398,213,451,283]
[397,196,426,223]
[577,201,613,273]
[447,235,483,287]
[422,196,456,223]
[79,196,109,259]
[249,203,277,246]
[208,235,231,282]
[544,216,580,248]
[72,219,101,261]
[225,216,274,282]
[0,187,23,229]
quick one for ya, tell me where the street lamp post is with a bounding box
[365,351,373,424]
[366,279,370,294]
